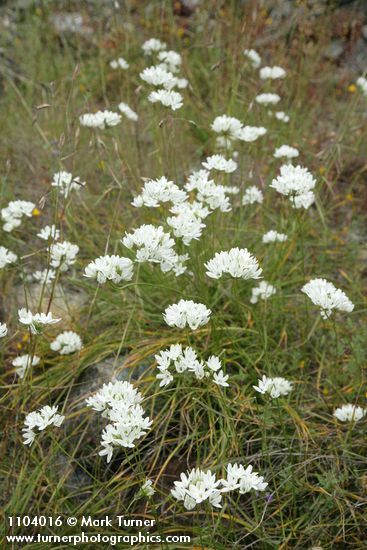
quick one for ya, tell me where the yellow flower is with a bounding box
[347,84,356,93]
[319,166,326,175]
[32,207,41,217]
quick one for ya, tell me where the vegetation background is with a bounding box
[0,0,366,548]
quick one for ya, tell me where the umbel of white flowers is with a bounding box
[155,344,229,387]
[301,278,354,319]
[22,405,64,445]
[205,248,262,280]
[86,381,152,463]
[163,299,211,330]
[171,463,268,510]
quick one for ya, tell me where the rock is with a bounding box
[6,283,88,326]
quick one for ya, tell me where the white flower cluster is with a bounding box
[270,164,316,209]
[155,344,229,387]
[255,93,281,106]
[79,110,121,129]
[211,115,267,146]
[110,57,129,70]
[23,405,64,445]
[142,38,167,55]
[260,66,286,80]
[0,246,17,269]
[301,278,354,319]
[171,463,267,510]
[51,171,85,198]
[86,381,152,462]
[250,281,277,304]
[205,248,262,280]
[12,354,40,379]
[50,331,83,355]
[132,176,187,208]
[118,102,138,121]
[275,111,290,123]
[243,48,261,68]
[37,224,60,241]
[262,230,287,243]
[202,154,237,174]
[140,43,187,110]
[356,76,367,96]
[242,186,263,205]
[50,241,79,271]
[333,404,366,423]
[148,89,183,110]
[33,269,56,284]
[0,323,7,338]
[185,170,234,212]
[84,255,134,284]
[273,145,299,160]
[1,200,35,232]
[163,299,211,330]
[122,224,188,275]
[18,308,60,335]
[253,375,293,398]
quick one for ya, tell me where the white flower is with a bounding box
[1,200,35,232]
[273,145,299,160]
[79,110,121,129]
[84,255,134,284]
[262,230,287,243]
[211,115,242,140]
[140,479,155,497]
[333,404,366,423]
[301,278,354,319]
[148,89,183,110]
[221,463,268,493]
[275,111,290,123]
[118,102,138,121]
[202,154,237,173]
[163,300,211,330]
[51,171,85,198]
[205,248,262,280]
[155,345,228,386]
[22,405,64,445]
[255,93,281,106]
[50,241,79,271]
[356,76,367,96]
[292,191,315,209]
[142,38,167,55]
[157,50,182,72]
[242,186,263,205]
[122,224,187,276]
[243,48,261,68]
[37,225,60,241]
[110,57,129,70]
[86,381,152,462]
[260,66,286,79]
[12,354,40,378]
[33,269,56,284]
[213,370,229,387]
[253,375,293,398]
[171,468,222,510]
[235,126,267,142]
[0,323,8,338]
[250,281,276,304]
[50,331,83,355]
[167,210,206,245]
[0,246,17,268]
[18,308,61,334]
[132,176,187,208]
[185,170,232,212]
[270,164,316,199]
[140,65,175,88]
